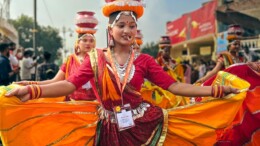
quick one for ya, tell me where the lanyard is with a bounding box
[107,48,135,104]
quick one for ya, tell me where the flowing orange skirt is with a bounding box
[0,71,250,146]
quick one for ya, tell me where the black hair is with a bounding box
[78,33,85,39]
[108,11,137,25]
[9,42,16,47]
[77,33,95,39]
[9,42,16,50]
[0,43,9,53]
[24,50,33,56]
[43,51,51,61]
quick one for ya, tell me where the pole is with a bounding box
[62,26,66,49]
[33,0,37,55]
[62,26,66,59]
[33,0,37,80]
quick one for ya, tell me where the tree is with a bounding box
[141,41,159,58]
[10,15,34,49]
[10,15,62,61]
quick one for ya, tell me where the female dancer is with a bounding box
[197,25,245,83]
[1,1,248,145]
[18,11,98,101]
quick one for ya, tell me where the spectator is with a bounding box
[20,49,36,80]
[183,60,191,84]
[0,43,19,85]
[30,55,38,80]
[191,63,199,84]
[8,42,19,82]
[198,59,206,79]
[8,42,19,69]
[37,51,59,81]
[206,60,216,73]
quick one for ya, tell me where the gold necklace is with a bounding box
[77,56,84,64]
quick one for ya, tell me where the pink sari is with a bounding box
[61,54,96,101]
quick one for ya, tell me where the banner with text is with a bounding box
[166,1,217,45]
[190,0,217,39]
[166,14,188,44]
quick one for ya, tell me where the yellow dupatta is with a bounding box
[163,71,250,146]
[141,80,183,109]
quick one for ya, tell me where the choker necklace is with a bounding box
[77,56,84,63]
[111,48,135,82]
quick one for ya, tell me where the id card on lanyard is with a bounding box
[107,48,135,131]
[113,104,135,131]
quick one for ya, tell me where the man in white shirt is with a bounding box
[20,49,36,80]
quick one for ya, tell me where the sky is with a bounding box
[9,0,209,49]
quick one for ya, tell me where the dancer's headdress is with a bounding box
[159,36,171,49]
[102,0,145,47]
[75,11,98,34]
[227,24,243,43]
[74,11,98,53]
[102,0,144,20]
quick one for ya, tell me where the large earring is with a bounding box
[107,27,114,48]
[109,38,115,47]
[77,47,80,53]
[132,40,139,49]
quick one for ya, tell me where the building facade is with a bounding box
[0,18,18,44]
[0,0,18,44]
[166,0,260,63]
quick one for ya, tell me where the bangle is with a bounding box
[214,85,218,98]
[216,85,220,98]
[27,81,39,85]
[218,86,223,98]
[220,86,225,98]
[211,85,215,97]
[27,85,42,100]
[211,85,225,98]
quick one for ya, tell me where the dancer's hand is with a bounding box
[222,85,240,97]
[211,85,240,98]
[5,86,30,102]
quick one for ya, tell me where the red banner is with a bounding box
[166,14,188,44]
[166,1,217,45]
[190,1,217,39]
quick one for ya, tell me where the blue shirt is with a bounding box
[0,55,12,85]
